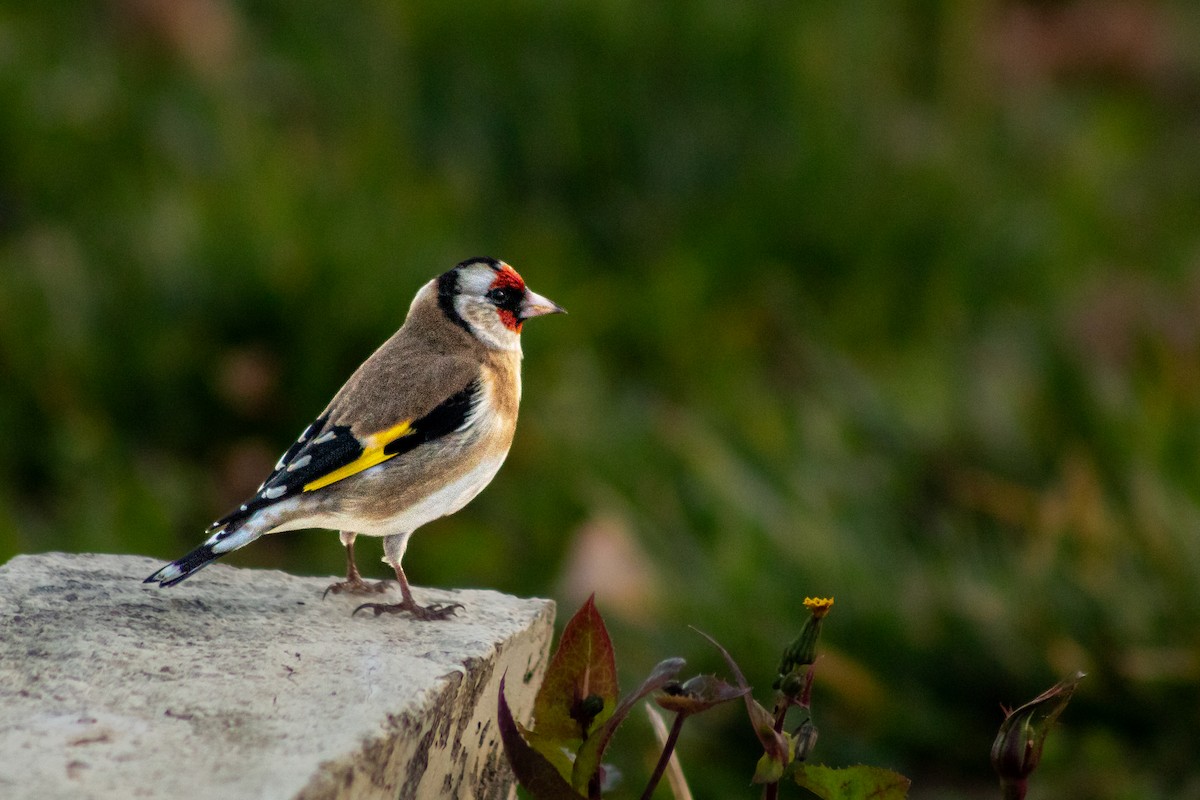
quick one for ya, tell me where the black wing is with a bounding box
[208,378,482,532]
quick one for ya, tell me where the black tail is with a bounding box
[144,543,224,587]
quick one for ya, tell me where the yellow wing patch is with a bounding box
[302,420,413,492]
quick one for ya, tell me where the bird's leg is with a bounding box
[323,531,391,598]
[353,532,462,620]
[353,563,462,620]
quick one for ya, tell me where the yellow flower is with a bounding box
[803,597,834,618]
[775,597,836,688]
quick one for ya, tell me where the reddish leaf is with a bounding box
[655,674,749,715]
[497,674,585,800]
[693,628,791,779]
[532,595,620,745]
[692,627,750,691]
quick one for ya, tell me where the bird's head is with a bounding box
[433,257,565,350]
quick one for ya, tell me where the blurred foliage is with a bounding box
[2,1,1200,797]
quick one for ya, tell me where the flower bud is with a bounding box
[792,719,819,762]
[774,597,833,693]
[570,693,605,732]
[990,672,1083,797]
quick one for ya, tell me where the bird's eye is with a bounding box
[486,287,521,308]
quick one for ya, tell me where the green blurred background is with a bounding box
[3,1,1200,797]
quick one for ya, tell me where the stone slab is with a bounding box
[0,552,555,800]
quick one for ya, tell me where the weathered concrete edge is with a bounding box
[0,552,557,800]
[296,600,555,800]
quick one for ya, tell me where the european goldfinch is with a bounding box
[145,257,565,619]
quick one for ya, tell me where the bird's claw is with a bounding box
[352,600,464,620]
[323,579,392,599]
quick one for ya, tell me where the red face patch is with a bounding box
[490,265,526,332]
[490,264,526,292]
[498,309,522,332]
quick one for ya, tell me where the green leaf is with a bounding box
[571,657,686,793]
[754,749,787,784]
[531,595,620,750]
[522,728,577,783]
[745,695,792,782]
[793,764,911,800]
[497,674,586,800]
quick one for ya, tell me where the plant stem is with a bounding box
[773,701,788,735]
[1000,778,1027,800]
[799,665,815,709]
[640,712,687,800]
[760,701,785,800]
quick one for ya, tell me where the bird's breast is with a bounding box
[480,349,522,428]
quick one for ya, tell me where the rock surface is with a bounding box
[0,552,555,800]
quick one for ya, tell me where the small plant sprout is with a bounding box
[991,671,1085,800]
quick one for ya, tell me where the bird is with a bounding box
[145,257,565,619]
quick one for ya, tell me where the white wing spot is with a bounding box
[287,455,312,471]
[456,388,484,432]
[239,504,248,511]
[314,431,337,444]
[263,486,287,500]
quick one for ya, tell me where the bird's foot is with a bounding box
[352,598,464,621]
[322,578,392,599]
